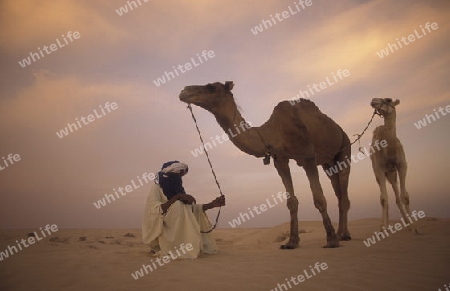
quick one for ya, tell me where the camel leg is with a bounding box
[386,171,410,230]
[337,166,351,241]
[323,163,351,241]
[323,147,351,241]
[304,159,339,248]
[274,158,299,249]
[374,170,389,231]
[397,163,420,234]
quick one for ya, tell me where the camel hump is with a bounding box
[277,98,322,113]
[297,98,321,111]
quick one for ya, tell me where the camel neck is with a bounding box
[383,113,397,159]
[214,101,267,157]
[383,113,397,140]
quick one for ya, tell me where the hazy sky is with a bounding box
[0,0,449,229]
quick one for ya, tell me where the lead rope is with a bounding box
[351,110,380,153]
[187,104,223,233]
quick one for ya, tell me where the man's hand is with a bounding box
[162,193,196,214]
[203,195,225,212]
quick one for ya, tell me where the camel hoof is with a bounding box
[280,244,297,250]
[323,236,340,248]
[323,241,340,248]
[338,235,352,241]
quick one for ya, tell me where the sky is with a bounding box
[0,0,449,229]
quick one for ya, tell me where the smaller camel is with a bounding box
[370,98,419,233]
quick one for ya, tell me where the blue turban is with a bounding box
[155,161,188,199]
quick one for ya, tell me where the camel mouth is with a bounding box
[370,98,379,105]
[370,100,382,109]
[179,89,191,103]
[370,103,386,117]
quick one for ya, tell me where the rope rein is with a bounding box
[350,110,380,153]
[187,104,223,234]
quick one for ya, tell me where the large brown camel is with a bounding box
[179,81,352,249]
[370,98,419,233]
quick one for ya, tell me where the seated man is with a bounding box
[142,161,225,259]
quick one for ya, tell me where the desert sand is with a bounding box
[0,218,449,291]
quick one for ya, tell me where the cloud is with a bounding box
[0,0,126,54]
[274,0,450,89]
[0,70,181,192]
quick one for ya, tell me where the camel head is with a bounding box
[179,81,235,114]
[370,98,400,117]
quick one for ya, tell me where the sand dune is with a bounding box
[0,218,449,291]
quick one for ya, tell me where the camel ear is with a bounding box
[394,99,400,106]
[225,81,234,91]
